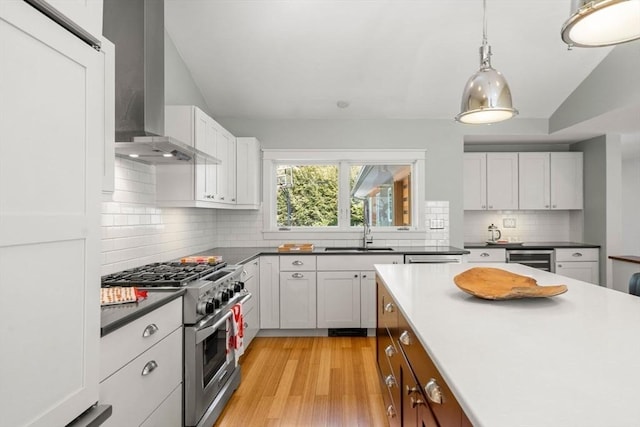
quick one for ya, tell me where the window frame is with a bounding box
[262,149,426,238]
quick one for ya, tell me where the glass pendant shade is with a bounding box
[561,0,640,47]
[455,45,518,124]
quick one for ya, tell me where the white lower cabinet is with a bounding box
[317,272,361,328]
[554,248,599,285]
[241,258,260,347]
[316,255,403,330]
[280,270,317,328]
[259,256,280,328]
[464,248,506,263]
[100,298,183,427]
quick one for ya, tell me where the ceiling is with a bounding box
[164,1,622,129]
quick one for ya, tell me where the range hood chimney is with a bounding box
[103,0,219,165]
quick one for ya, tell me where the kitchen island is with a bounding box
[375,262,640,427]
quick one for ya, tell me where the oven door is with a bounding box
[184,311,234,427]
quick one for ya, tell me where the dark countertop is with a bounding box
[101,289,185,337]
[609,255,640,265]
[194,245,469,265]
[464,241,601,250]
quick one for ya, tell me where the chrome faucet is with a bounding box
[363,200,373,249]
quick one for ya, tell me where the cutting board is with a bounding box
[454,267,567,300]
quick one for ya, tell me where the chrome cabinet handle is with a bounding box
[384,302,395,313]
[141,360,158,376]
[385,345,396,357]
[142,323,158,338]
[386,405,396,418]
[572,252,583,257]
[410,396,425,408]
[399,331,412,346]
[244,321,248,328]
[406,385,420,395]
[425,378,443,404]
[292,273,304,278]
[480,252,489,257]
[354,274,359,278]
[385,374,396,388]
[362,274,367,278]
[292,260,303,266]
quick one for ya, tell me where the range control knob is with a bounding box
[212,297,221,309]
[196,300,214,315]
[233,282,242,292]
[221,290,229,303]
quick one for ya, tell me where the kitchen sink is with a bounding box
[323,247,395,252]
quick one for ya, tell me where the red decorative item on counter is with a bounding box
[100,287,148,306]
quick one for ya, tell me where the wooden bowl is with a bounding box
[454,267,567,300]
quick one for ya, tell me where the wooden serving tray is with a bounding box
[278,243,314,252]
[454,267,567,300]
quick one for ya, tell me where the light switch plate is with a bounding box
[503,218,516,228]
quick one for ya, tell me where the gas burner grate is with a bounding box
[101,260,226,288]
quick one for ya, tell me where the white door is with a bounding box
[317,272,361,328]
[551,152,583,210]
[518,152,551,210]
[463,153,487,210]
[0,3,102,426]
[486,153,519,210]
[280,272,317,329]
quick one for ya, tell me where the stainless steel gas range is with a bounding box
[101,260,251,427]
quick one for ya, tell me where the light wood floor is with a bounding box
[213,336,387,427]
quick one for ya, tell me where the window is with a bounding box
[264,150,425,233]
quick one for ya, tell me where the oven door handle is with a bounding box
[195,310,233,345]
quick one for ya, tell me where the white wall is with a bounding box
[621,134,640,254]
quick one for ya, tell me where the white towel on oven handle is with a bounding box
[229,303,244,365]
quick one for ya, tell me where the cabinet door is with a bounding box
[518,152,551,210]
[551,152,583,210]
[317,272,361,328]
[236,137,261,207]
[463,153,487,210]
[0,4,102,426]
[259,256,280,328]
[486,153,518,210]
[280,272,317,328]
[360,270,377,328]
[194,108,218,201]
[556,262,599,284]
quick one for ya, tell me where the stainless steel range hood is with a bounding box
[103,0,220,165]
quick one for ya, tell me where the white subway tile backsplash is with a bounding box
[464,210,574,243]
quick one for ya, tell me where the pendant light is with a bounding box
[455,0,518,124]
[561,0,640,47]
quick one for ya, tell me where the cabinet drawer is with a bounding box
[244,304,259,348]
[466,248,506,262]
[555,248,598,262]
[242,258,259,279]
[398,313,463,427]
[100,297,182,381]
[140,384,182,427]
[279,255,316,271]
[316,255,402,270]
[100,328,183,427]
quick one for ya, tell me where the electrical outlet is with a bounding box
[503,218,516,228]
[429,219,445,229]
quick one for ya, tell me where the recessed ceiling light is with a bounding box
[162,153,173,157]
[129,154,139,158]
[336,100,350,109]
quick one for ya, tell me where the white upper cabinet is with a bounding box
[159,105,259,209]
[1,2,103,425]
[550,152,583,210]
[519,152,583,210]
[236,137,262,208]
[464,153,518,210]
[463,153,487,210]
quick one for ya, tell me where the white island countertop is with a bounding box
[375,262,640,427]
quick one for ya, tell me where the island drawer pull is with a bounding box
[141,360,158,376]
[399,331,412,346]
[142,323,159,338]
[292,260,304,265]
[572,252,583,257]
[292,273,304,278]
[386,405,396,418]
[425,378,443,404]
[384,302,395,313]
[385,345,396,357]
[480,252,490,257]
[410,396,425,408]
[385,374,397,388]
